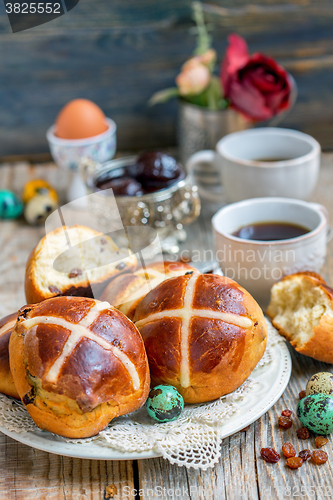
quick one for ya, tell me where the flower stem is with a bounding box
[192,1,212,55]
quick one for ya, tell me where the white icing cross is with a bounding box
[135,273,253,389]
[125,268,199,304]
[21,301,140,390]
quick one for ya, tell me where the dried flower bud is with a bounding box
[176,61,210,96]
[197,48,217,66]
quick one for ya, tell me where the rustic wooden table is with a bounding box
[0,155,333,500]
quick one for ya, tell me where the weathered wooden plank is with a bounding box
[136,153,333,499]
[1,0,333,34]
[255,348,333,500]
[1,154,333,499]
[0,433,135,500]
[138,354,333,500]
[0,162,72,315]
[0,161,136,500]
[0,1,333,153]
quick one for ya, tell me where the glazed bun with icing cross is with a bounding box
[134,273,267,404]
[9,296,150,438]
[0,312,19,399]
[101,261,198,320]
[24,225,137,304]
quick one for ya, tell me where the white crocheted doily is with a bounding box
[0,320,284,470]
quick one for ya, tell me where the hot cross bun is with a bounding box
[134,273,267,404]
[9,296,150,438]
[101,261,198,320]
[24,225,137,304]
[0,312,19,399]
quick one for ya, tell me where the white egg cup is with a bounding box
[46,117,117,204]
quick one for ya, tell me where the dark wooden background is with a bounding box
[0,0,333,156]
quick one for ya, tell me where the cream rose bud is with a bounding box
[176,61,211,96]
[198,49,217,66]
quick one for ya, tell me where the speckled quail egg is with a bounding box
[306,372,333,396]
[146,385,184,423]
[22,179,58,204]
[0,190,23,219]
[297,393,333,434]
[24,194,57,225]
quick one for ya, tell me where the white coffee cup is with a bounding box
[187,128,321,203]
[212,197,329,308]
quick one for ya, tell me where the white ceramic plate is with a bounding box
[0,337,291,461]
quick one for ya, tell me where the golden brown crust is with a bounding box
[101,261,197,320]
[134,274,267,404]
[24,225,137,304]
[267,271,333,363]
[100,274,142,318]
[0,312,19,399]
[270,317,333,363]
[277,272,333,296]
[280,271,326,284]
[24,249,38,303]
[267,271,333,321]
[304,317,333,363]
[9,296,150,438]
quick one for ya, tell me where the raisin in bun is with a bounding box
[134,273,267,404]
[0,313,19,399]
[9,296,150,438]
[267,271,333,363]
[25,225,137,304]
[101,261,198,320]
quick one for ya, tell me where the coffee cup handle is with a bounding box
[186,150,225,203]
[309,202,333,242]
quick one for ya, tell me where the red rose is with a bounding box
[221,34,293,121]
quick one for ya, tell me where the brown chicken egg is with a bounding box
[55,99,108,140]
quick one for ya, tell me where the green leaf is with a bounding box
[148,88,179,106]
[185,92,209,107]
[218,98,230,110]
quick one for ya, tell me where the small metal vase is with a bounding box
[177,100,251,166]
